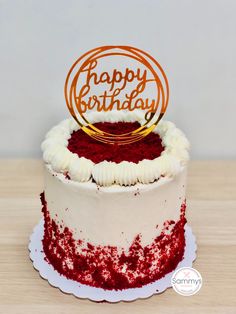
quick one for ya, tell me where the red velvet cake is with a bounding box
[41,112,190,290]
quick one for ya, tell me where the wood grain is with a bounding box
[0,160,235,314]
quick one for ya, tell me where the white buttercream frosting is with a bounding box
[41,112,190,186]
[45,165,187,247]
[69,157,94,182]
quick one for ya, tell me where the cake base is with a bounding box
[29,219,197,302]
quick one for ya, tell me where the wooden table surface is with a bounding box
[0,160,235,314]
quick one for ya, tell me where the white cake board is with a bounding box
[29,219,197,302]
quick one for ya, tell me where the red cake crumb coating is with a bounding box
[41,192,186,290]
[67,122,164,164]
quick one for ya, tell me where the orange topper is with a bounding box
[64,46,169,145]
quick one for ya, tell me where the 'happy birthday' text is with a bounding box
[75,60,157,115]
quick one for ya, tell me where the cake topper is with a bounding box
[65,46,169,144]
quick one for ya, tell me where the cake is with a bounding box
[40,111,190,290]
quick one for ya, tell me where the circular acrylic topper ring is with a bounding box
[65,45,169,145]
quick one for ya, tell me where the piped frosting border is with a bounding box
[41,111,190,186]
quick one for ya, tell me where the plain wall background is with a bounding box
[0,0,235,159]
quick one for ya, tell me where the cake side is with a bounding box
[41,173,187,289]
[44,164,187,247]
